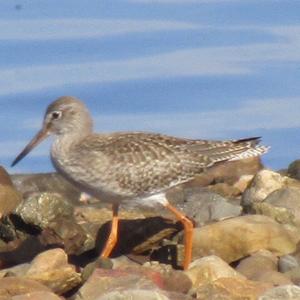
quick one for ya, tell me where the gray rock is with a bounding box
[258,284,300,300]
[279,255,299,273]
[167,187,242,226]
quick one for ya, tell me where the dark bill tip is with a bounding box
[11,128,49,167]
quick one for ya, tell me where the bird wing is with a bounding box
[69,132,267,196]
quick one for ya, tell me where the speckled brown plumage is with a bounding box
[13,96,268,203]
[11,96,269,270]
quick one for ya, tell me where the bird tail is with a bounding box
[227,137,270,161]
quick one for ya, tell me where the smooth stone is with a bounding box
[0,277,51,297]
[235,250,278,280]
[0,263,30,278]
[242,170,300,210]
[253,270,292,286]
[97,289,193,300]
[167,187,242,226]
[258,284,300,300]
[258,187,300,227]
[196,277,272,300]
[0,166,22,218]
[285,267,300,285]
[278,254,299,273]
[192,156,263,186]
[74,267,158,300]
[192,215,297,263]
[11,291,61,300]
[242,170,285,209]
[25,248,81,294]
[143,262,192,294]
[186,255,245,289]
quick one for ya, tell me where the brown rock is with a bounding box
[97,289,193,300]
[196,277,272,300]
[208,183,241,198]
[186,255,245,289]
[0,166,22,218]
[257,187,300,228]
[0,277,50,297]
[235,250,278,279]
[285,267,300,285]
[25,248,81,294]
[254,271,292,286]
[192,156,263,186]
[192,215,297,263]
[242,169,300,210]
[258,284,300,300]
[11,291,61,300]
[74,267,158,300]
[143,262,192,294]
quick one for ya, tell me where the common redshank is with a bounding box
[12,96,269,269]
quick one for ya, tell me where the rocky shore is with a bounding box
[1,157,300,299]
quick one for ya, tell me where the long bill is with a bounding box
[11,127,49,167]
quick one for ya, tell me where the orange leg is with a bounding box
[164,202,194,270]
[101,204,119,258]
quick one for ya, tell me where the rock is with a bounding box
[278,254,299,273]
[192,156,263,186]
[11,291,61,300]
[235,250,277,280]
[13,192,91,255]
[196,277,272,300]
[0,166,22,218]
[284,267,300,285]
[143,262,192,294]
[11,172,81,205]
[242,170,300,211]
[39,217,90,255]
[192,215,297,263]
[15,192,74,229]
[186,255,245,289]
[74,267,158,300]
[97,289,193,300]
[258,284,300,300]
[0,263,30,277]
[253,270,292,286]
[208,183,241,198]
[287,160,300,180]
[166,187,242,226]
[254,187,300,228]
[24,248,81,294]
[233,174,254,193]
[0,277,51,297]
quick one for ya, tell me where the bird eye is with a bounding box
[51,111,62,120]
